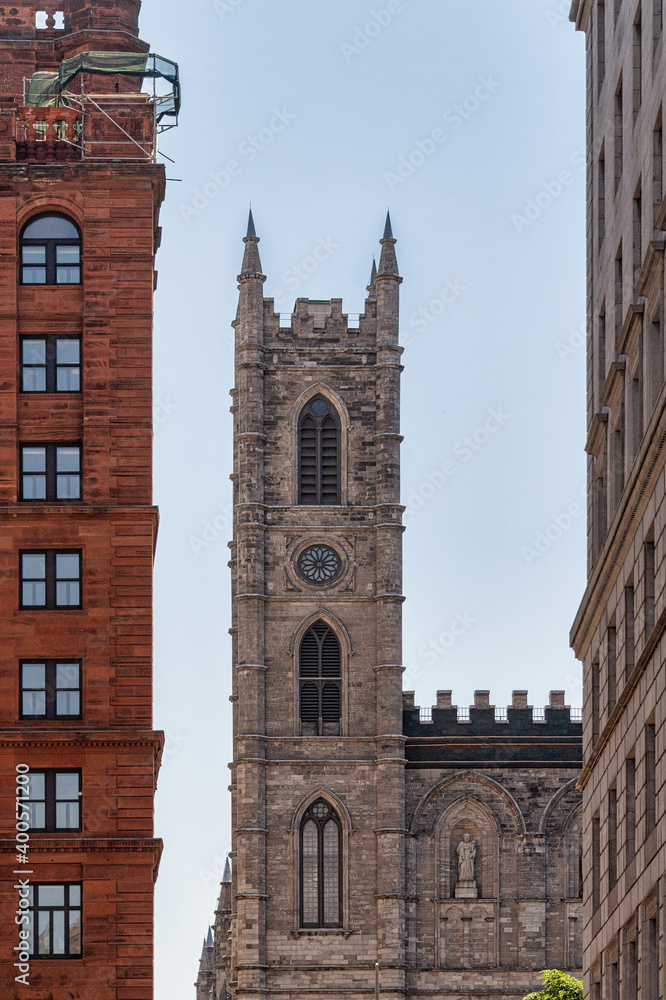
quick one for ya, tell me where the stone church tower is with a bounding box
[197,214,585,1000]
[228,210,407,999]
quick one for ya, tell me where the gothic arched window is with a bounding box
[20,214,81,285]
[300,799,342,928]
[299,621,341,736]
[298,396,340,505]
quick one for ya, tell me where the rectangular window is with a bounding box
[634,6,643,122]
[598,2,606,95]
[645,722,656,835]
[626,756,636,863]
[608,787,618,889]
[653,114,663,223]
[654,0,663,61]
[646,309,664,412]
[20,337,81,393]
[615,247,623,341]
[20,661,81,719]
[648,915,659,1000]
[615,79,624,193]
[614,0,621,24]
[27,883,81,958]
[625,585,635,682]
[628,935,638,997]
[23,770,81,831]
[633,186,642,279]
[599,147,606,249]
[599,307,607,405]
[610,957,619,1000]
[20,551,81,610]
[592,815,601,911]
[592,658,601,745]
[608,625,617,713]
[20,444,81,501]
[644,538,655,633]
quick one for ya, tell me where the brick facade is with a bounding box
[196,219,584,1000]
[0,3,169,998]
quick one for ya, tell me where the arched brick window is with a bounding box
[20,214,81,285]
[298,396,340,505]
[299,621,341,736]
[300,798,342,927]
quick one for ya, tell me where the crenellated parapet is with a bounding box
[403,689,582,767]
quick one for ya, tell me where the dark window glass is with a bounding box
[298,396,340,505]
[27,883,82,958]
[20,444,81,501]
[21,337,81,393]
[299,621,341,736]
[20,661,81,719]
[20,214,81,286]
[20,551,81,609]
[300,799,342,928]
[23,770,81,831]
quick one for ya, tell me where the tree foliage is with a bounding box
[524,970,583,1000]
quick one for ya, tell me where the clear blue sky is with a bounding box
[137,1,586,996]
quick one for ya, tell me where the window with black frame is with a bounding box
[20,214,81,285]
[20,337,81,393]
[20,661,81,719]
[20,551,81,609]
[20,444,81,501]
[298,396,340,504]
[300,799,342,928]
[299,621,341,736]
[27,884,82,958]
[23,770,81,831]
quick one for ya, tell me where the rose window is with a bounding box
[297,545,342,585]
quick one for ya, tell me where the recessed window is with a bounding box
[20,661,81,719]
[20,551,81,609]
[298,396,340,505]
[21,337,81,393]
[27,884,81,958]
[20,214,81,285]
[20,444,81,501]
[23,770,81,831]
[299,621,341,736]
[300,799,342,928]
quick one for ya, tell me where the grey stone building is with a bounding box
[195,214,583,1000]
[569,1,666,997]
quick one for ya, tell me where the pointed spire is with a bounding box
[368,257,377,287]
[205,926,214,949]
[222,857,232,883]
[378,212,399,278]
[238,211,263,279]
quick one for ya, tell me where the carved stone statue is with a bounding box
[456,833,476,881]
[454,833,478,898]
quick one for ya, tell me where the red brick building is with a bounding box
[0,3,177,997]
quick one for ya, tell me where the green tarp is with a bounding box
[26,51,180,121]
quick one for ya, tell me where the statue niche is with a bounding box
[450,820,483,899]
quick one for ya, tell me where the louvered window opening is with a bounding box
[298,397,340,505]
[300,799,342,928]
[299,621,341,736]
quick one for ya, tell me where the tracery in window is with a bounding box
[300,799,342,927]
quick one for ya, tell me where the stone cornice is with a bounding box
[600,359,626,409]
[0,731,164,750]
[616,302,644,355]
[0,836,162,855]
[0,504,158,521]
[585,410,609,457]
[570,0,591,31]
